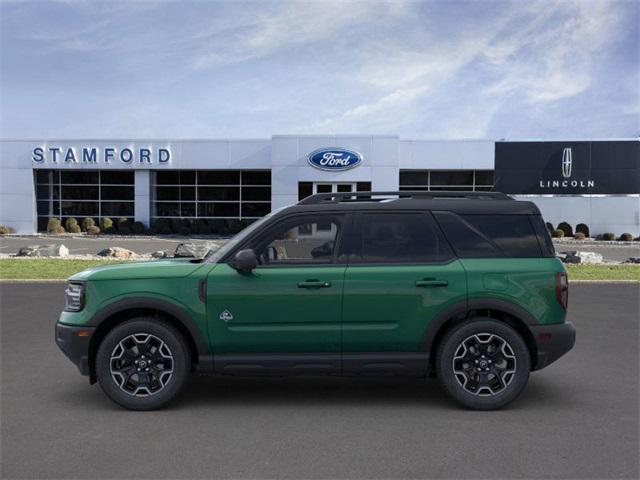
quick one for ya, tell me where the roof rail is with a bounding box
[298,190,512,205]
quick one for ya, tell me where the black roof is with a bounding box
[283,191,541,215]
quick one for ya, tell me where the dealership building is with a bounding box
[0,136,638,235]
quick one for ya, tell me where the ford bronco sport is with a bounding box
[56,191,575,410]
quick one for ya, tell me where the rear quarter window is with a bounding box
[434,212,543,258]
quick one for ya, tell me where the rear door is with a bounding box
[341,212,467,372]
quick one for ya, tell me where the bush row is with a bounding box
[42,217,252,236]
[545,221,637,241]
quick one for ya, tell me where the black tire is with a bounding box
[436,318,530,410]
[96,318,191,410]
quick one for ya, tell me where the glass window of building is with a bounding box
[151,170,271,221]
[399,170,494,191]
[35,170,134,231]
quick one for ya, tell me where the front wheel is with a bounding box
[95,318,191,410]
[436,319,530,410]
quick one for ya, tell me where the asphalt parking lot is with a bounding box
[1,283,638,479]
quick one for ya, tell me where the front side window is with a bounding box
[353,213,453,264]
[256,216,341,265]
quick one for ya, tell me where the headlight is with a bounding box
[64,282,85,312]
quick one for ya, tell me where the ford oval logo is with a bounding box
[307,148,362,171]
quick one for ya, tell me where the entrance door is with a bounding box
[308,183,355,237]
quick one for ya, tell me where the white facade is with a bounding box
[0,136,637,236]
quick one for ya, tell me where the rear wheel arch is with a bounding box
[424,299,539,372]
[87,299,205,383]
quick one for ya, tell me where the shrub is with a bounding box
[557,222,573,238]
[194,219,212,235]
[551,229,564,238]
[599,232,615,241]
[50,225,66,235]
[573,232,586,240]
[64,217,79,232]
[228,219,246,234]
[210,219,229,235]
[47,218,63,234]
[81,217,95,231]
[618,233,633,242]
[575,223,590,238]
[100,217,114,233]
[86,225,101,235]
[116,217,131,234]
[545,222,554,233]
[131,221,146,235]
[152,218,173,235]
[0,224,13,235]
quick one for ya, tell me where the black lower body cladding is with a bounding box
[55,322,94,376]
[530,322,576,370]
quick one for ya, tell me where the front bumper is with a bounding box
[530,321,576,370]
[55,322,95,376]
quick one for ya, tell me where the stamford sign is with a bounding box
[308,147,362,171]
[32,146,171,165]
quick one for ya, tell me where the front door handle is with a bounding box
[415,279,448,288]
[298,280,331,289]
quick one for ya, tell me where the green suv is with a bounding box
[56,191,575,410]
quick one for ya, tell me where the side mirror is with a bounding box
[233,249,258,273]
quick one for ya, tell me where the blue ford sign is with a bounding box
[307,148,362,171]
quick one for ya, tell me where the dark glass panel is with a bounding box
[474,170,494,186]
[100,171,134,184]
[241,186,270,201]
[36,185,50,199]
[52,185,60,199]
[61,201,99,216]
[356,182,372,192]
[316,184,332,193]
[155,187,180,201]
[155,171,180,185]
[154,202,180,217]
[241,202,271,217]
[60,171,99,184]
[298,182,313,201]
[35,170,51,183]
[197,171,240,185]
[198,186,240,201]
[181,186,195,200]
[53,202,60,215]
[37,201,50,215]
[180,203,196,217]
[399,171,428,186]
[180,171,196,184]
[37,217,50,232]
[434,212,501,258]
[197,202,239,217]
[101,202,134,217]
[61,186,99,200]
[429,186,472,191]
[101,186,134,200]
[242,171,271,185]
[430,171,474,186]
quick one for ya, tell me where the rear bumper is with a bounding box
[530,321,576,370]
[55,322,94,376]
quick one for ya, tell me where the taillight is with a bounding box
[555,272,569,310]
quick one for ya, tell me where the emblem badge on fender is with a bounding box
[219,310,233,322]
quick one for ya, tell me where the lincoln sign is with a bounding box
[493,140,639,195]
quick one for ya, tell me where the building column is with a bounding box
[134,170,151,226]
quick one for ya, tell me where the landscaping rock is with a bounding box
[151,250,168,259]
[97,247,137,259]
[173,242,212,258]
[17,244,69,257]
[561,251,604,264]
[624,257,640,264]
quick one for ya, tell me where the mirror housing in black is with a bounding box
[233,249,258,273]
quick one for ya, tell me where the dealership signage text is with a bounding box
[32,146,171,165]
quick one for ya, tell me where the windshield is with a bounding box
[204,206,288,263]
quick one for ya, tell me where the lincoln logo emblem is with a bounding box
[561,147,572,178]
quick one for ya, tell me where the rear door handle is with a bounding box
[415,279,448,288]
[298,280,331,289]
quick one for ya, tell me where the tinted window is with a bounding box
[355,213,453,264]
[257,216,341,265]
[435,212,543,258]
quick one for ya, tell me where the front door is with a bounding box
[341,212,467,373]
[207,213,347,371]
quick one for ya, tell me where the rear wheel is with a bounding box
[96,318,190,410]
[436,318,530,410]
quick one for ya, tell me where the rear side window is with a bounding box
[434,212,543,258]
[353,212,454,263]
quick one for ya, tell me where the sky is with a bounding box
[1,0,638,140]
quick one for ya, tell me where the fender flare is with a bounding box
[420,298,538,353]
[88,297,209,356]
